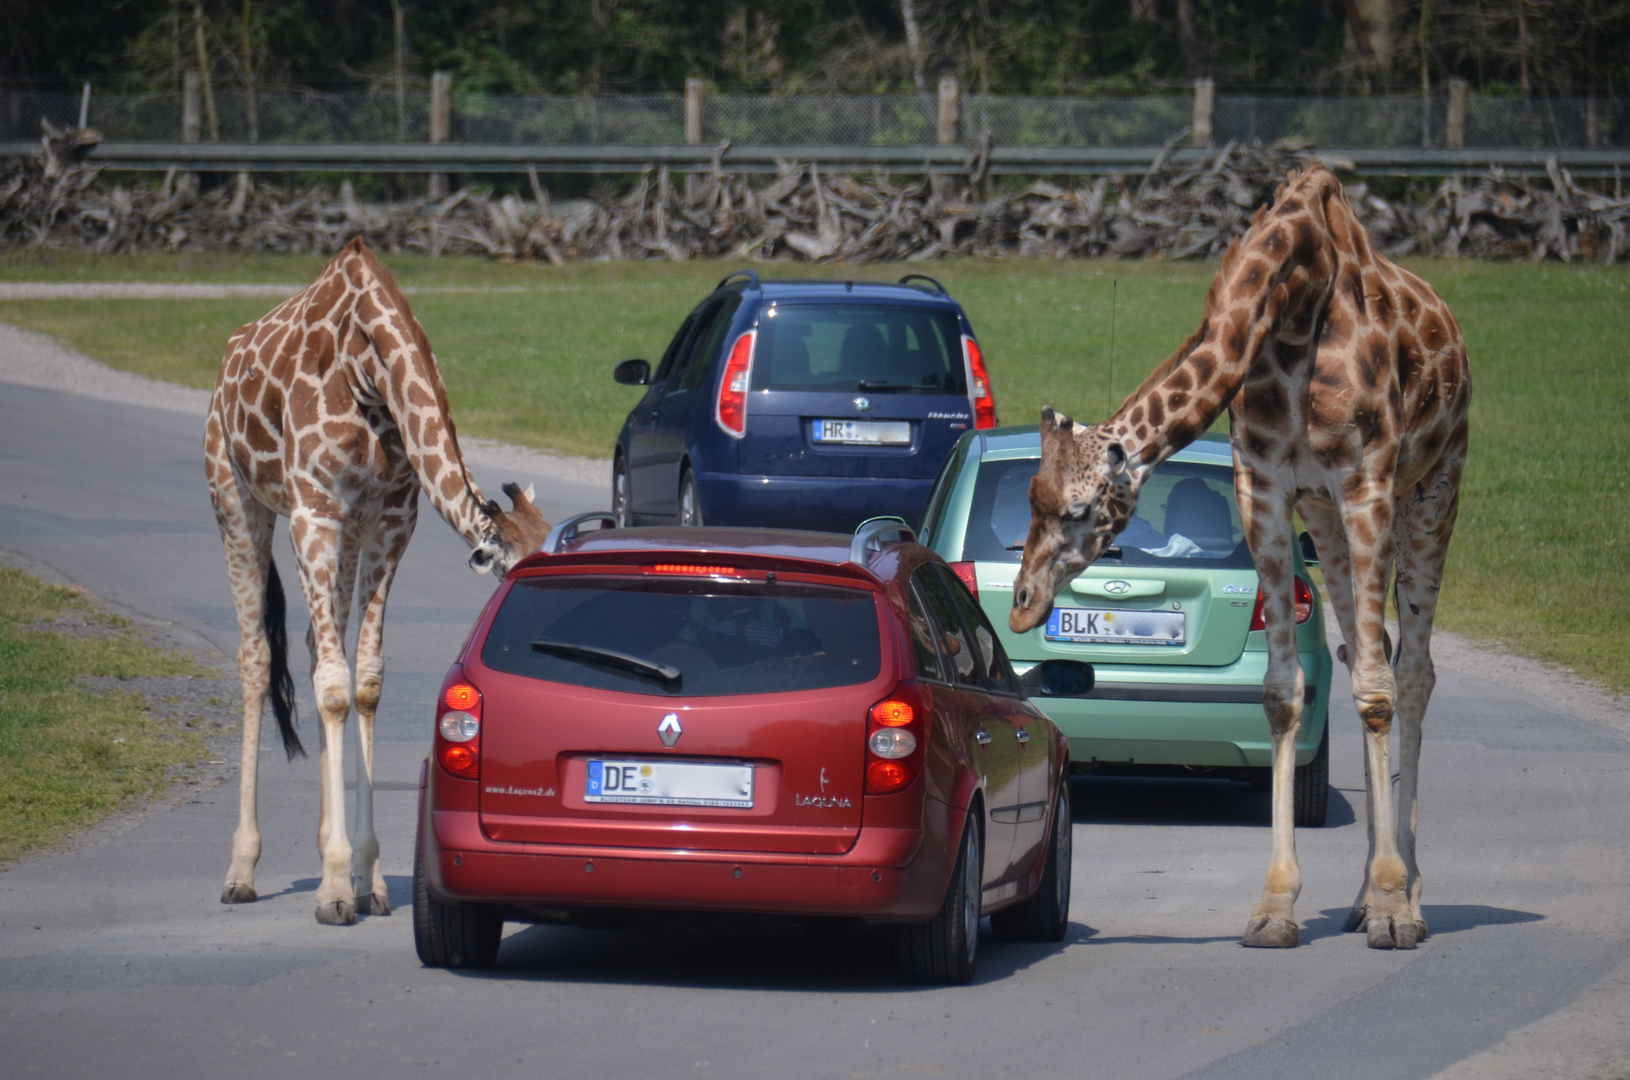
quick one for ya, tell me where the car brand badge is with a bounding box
[853,396,871,413]
[1102,580,1133,595]
[657,713,682,747]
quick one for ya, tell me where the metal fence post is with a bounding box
[1193,78,1214,147]
[1446,78,1467,149]
[77,82,91,129]
[937,77,959,145]
[429,71,451,200]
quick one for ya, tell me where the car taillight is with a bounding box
[866,685,927,794]
[948,561,978,600]
[962,335,997,430]
[715,329,756,438]
[1248,577,1316,632]
[435,675,482,780]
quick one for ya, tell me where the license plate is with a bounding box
[585,759,754,808]
[1045,607,1186,646]
[811,419,911,445]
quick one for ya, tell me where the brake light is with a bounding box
[648,563,740,577]
[866,684,927,794]
[962,335,997,430]
[948,561,978,600]
[1248,578,1316,632]
[435,673,482,780]
[715,329,756,437]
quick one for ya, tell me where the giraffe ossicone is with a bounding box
[1012,162,1471,950]
[204,237,550,925]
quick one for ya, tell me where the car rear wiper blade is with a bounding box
[530,640,680,685]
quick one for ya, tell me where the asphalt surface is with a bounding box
[2,374,1628,1080]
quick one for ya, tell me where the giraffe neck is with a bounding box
[1102,318,1245,478]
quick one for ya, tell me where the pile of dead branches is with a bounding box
[4,122,1627,264]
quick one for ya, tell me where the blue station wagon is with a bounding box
[611,271,998,533]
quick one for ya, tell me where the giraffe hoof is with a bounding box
[315,900,357,926]
[1344,906,1369,932]
[355,892,391,917]
[221,883,257,904]
[1366,917,1421,950]
[1241,917,1299,948]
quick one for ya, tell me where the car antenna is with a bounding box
[1106,278,1117,419]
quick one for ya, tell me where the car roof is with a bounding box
[511,526,934,583]
[972,424,1234,467]
[726,279,963,309]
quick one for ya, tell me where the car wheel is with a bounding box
[413,842,502,969]
[1293,717,1330,828]
[897,815,982,985]
[991,782,1072,943]
[678,469,704,527]
[612,456,632,528]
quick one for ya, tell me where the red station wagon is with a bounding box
[413,516,1091,984]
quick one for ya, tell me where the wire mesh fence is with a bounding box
[3,88,1625,149]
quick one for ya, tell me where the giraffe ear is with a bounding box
[1105,442,1128,476]
[469,541,500,574]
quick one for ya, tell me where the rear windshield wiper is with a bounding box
[1003,544,1123,558]
[531,640,681,685]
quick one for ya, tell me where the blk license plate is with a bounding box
[1045,607,1186,646]
[585,759,754,808]
[811,419,911,445]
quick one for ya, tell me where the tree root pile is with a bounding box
[4,124,1628,264]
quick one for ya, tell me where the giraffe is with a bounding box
[1009,163,1471,949]
[204,237,550,925]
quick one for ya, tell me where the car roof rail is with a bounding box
[896,273,948,295]
[543,511,617,554]
[850,516,916,566]
[716,269,762,292]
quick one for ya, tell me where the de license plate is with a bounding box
[811,419,911,445]
[585,759,755,808]
[1045,606,1186,646]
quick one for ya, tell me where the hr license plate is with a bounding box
[1046,607,1186,646]
[811,419,911,445]
[585,760,754,808]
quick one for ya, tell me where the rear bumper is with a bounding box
[419,769,955,923]
[1018,648,1333,769]
[695,470,934,532]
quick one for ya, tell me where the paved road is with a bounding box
[2,376,1628,1080]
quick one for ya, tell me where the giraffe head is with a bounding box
[1009,407,1140,633]
[468,482,551,575]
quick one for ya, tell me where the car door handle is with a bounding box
[974,730,992,746]
[1014,729,1031,745]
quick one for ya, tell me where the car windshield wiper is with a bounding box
[530,640,680,685]
[1003,544,1123,558]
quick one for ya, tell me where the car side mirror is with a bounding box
[1020,659,1095,698]
[614,358,650,386]
[1297,531,1319,567]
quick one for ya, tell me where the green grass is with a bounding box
[1,252,1626,695]
[0,564,214,862]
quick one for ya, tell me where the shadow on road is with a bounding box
[1298,903,1543,944]
[1071,775,1357,829]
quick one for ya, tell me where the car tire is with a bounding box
[896,815,982,985]
[678,468,704,527]
[1293,717,1330,828]
[991,782,1072,943]
[413,843,502,969]
[612,456,632,528]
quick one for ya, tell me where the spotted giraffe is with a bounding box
[204,237,550,925]
[1009,163,1471,949]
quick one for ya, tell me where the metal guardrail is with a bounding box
[5,140,1629,177]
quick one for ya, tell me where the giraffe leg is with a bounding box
[351,504,415,916]
[290,510,358,926]
[207,447,280,906]
[1236,468,1304,948]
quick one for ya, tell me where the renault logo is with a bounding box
[657,713,682,747]
[853,396,871,413]
[1102,580,1133,595]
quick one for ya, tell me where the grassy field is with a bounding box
[0,564,214,862]
[1,251,1626,696]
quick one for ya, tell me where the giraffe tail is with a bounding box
[264,561,306,760]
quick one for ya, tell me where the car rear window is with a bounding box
[751,303,967,394]
[481,575,882,697]
[962,457,1254,569]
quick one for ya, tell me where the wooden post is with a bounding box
[428,71,451,201]
[684,78,704,199]
[937,76,959,145]
[180,70,201,199]
[1192,78,1214,147]
[1446,77,1467,149]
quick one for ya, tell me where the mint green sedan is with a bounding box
[919,426,1333,825]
